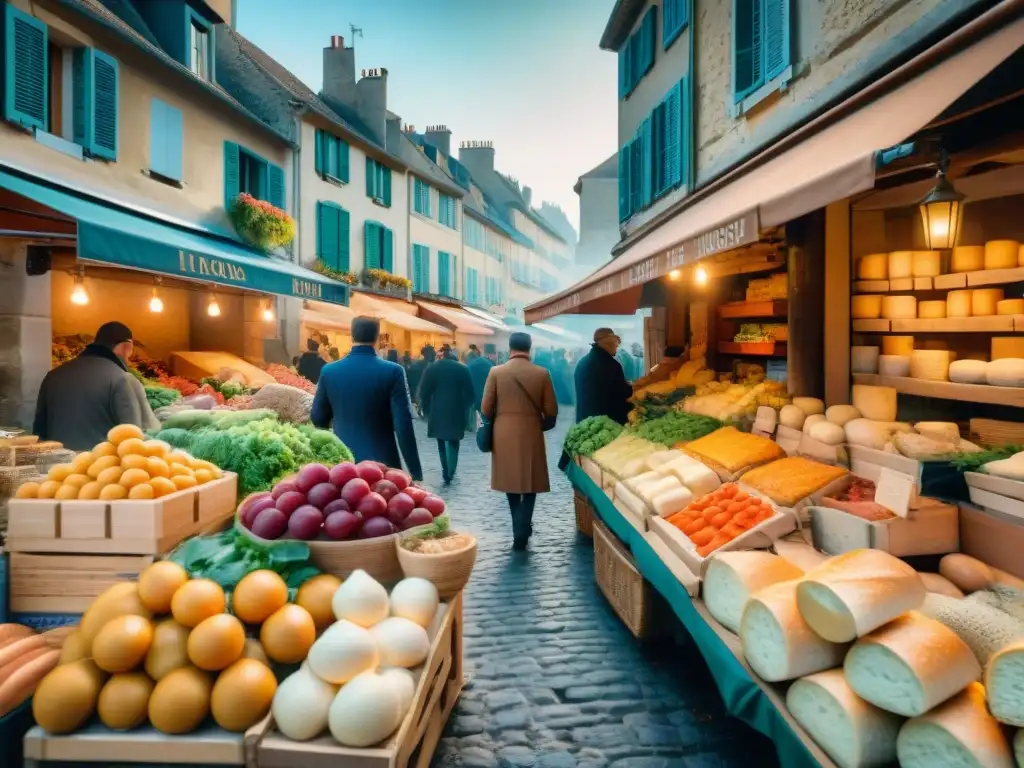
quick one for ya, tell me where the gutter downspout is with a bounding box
[289,105,304,265]
[687,0,696,192]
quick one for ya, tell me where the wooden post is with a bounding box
[824,201,852,406]
[787,210,826,397]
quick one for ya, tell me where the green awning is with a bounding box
[0,170,349,305]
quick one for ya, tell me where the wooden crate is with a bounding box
[8,552,154,614]
[5,473,237,555]
[253,592,464,768]
[592,519,652,638]
[23,722,253,766]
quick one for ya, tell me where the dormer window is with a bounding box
[189,19,209,79]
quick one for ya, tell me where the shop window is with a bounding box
[224,142,285,209]
[365,221,394,271]
[412,244,430,292]
[187,10,212,82]
[366,158,392,207]
[413,178,431,216]
[733,0,791,104]
[317,201,350,272]
[315,129,350,183]
[149,98,183,183]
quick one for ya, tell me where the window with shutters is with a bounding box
[72,47,119,161]
[413,178,431,216]
[185,8,213,82]
[465,268,480,305]
[618,5,657,100]
[732,0,791,105]
[663,0,689,50]
[149,98,183,183]
[315,130,349,184]
[411,244,430,293]
[464,217,485,251]
[438,194,457,229]
[365,222,394,272]
[438,251,454,297]
[224,142,286,209]
[3,3,48,131]
[238,149,265,199]
[316,202,350,271]
[365,158,392,207]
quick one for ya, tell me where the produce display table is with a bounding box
[566,461,834,768]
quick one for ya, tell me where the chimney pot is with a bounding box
[330,35,344,48]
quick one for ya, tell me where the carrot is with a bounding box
[0,649,59,718]
[707,533,730,551]
[733,491,749,502]
[721,522,745,539]
[725,501,746,514]
[690,527,717,546]
[710,511,733,528]
[0,635,46,670]
[683,518,706,536]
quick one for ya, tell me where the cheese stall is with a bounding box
[528,12,1024,768]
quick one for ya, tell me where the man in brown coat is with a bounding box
[481,332,558,551]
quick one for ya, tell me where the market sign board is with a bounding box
[525,209,759,323]
[79,223,350,305]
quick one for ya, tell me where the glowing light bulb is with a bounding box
[695,265,709,286]
[149,292,164,313]
[669,269,681,281]
[262,306,275,322]
[70,277,89,306]
[207,297,221,317]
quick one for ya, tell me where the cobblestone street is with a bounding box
[415,411,779,768]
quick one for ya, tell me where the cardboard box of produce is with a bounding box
[965,471,1024,521]
[959,502,1024,579]
[809,501,959,557]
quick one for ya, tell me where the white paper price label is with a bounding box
[875,467,915,518]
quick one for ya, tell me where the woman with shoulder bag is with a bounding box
[480,332,558,551]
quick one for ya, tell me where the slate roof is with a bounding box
[394,132,465,198]
[493,173,569,244]
[56,0,292,144]
[574,152,618,194]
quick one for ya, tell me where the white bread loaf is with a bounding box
[703,551,804,634]
[896,683,1014,768]
[740,580,849,682]
[786,669,903,768]
[773,538,832,572]
[843,612,980,717]
[796,549,926,643]
[984,640,1024,726]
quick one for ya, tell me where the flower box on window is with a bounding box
[228,193,296,252]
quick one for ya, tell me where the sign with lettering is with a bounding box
[77,224,350,307]
[524,208,759,324]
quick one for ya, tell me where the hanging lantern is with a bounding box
[148,279,164,313]
[918,151,965,250]
[262,301,275,322]
[694,265,709,287]
[207,294,221,317]
[70,270,89,306]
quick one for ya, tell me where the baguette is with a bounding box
[797,549,926,642]
[896,683,1013,768]
[740,580,849,682]
[984,640,1024,726]
[0,648,60,718]
[844,612,980,717]
[787,669,902,768]
[703,551,803,634]
[918,573,964,599]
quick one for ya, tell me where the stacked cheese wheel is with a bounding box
[15,424,222,501]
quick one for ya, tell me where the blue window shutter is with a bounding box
[338,207,350,271]
[665,82,682,189]
[382,168,392,206]
[3,4,47,131]
[316,202,340,269]
[664,0,688,49]
[91,50,119,160]
[223,142,240,207]
[641,118,653,207]
[421,248,430,292]
[164,102,183,181]
[764,0,791,82]
[618,146,631,221]
[681,76,693,188]
[438,252,447,296]
[365,157,376,198]
[617,47,627,99]
[733,0,764,103]
[268,164,285,209]
[340,140,350,183]
[382,227,393,272]
[365,222,380,269]
[642,7,656,75]
[412,246,421,291]
[314,129,324,175]
[149,98,182,181]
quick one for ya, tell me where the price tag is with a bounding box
[875,467,915,518]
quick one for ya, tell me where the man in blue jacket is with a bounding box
[311,316,423,481]
[574,328,633,425]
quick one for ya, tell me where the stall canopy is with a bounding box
[0,170,351,306]
[461,306,512,332]
[415,300,494,336]
[349,292,449,334]
[525,11,1024,324]
[301,300,356,332]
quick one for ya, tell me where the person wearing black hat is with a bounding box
[297,338,326,384]
[33,322,143,450]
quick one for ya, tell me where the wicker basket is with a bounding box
[592,519,651,638]
[395,533,477,598]
[574,489,594,537]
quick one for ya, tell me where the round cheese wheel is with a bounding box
[918,301,946,319]
[972,288,1005,317]
[951,246,984,273]
[851,295,883,319]
[882,336,914,356]
[947,290,973,319]
[912,251,941,277]
[997,299,1024,316]
[985,240,1020,270]
[948,359,988,385]
[882,296,917,320]
[878,355,911,377]
[986,358,1024,388]
[888,251,914,279]
[910,350,952,382]
[856,253,888,280]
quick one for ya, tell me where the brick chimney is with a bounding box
[522,185,532,207]
[459,142,495,176]
[354,69,388,148]
[424,125,451,157]
[322,36,356,108]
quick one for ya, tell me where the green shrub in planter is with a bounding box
[229,194,296,251]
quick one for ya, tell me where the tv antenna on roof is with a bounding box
[350,24,363,46]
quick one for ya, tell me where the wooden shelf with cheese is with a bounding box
[851,316,1024,333]
[716,299,788,319]
[853,269,1024,293]
[852,374,1024,408]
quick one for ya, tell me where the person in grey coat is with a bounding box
[418,346,475,485]
[33,322,143,450]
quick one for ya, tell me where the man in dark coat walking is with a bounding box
[418,346,475,484]
[574,328,633,425]
[297,338,326,384]
[311,317,423,481]
[467,350,494,415]
[34,321,143,451]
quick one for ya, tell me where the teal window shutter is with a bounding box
[314,129,324,175]
[681,76,693,188]
[641,118,653,207]
[3,3,48,131]
[641,7,656,76]
[268,164,285,209]
[73,48,119,160]
[149,98,182,181]
[412,246,422,292]
[421,248,430,293]
[438,252,450,296]
[733,0,764,103]
[382,167,392,206]
[366,157,376,198]
[382,227,393,272]
[617,46,628,99]
[365,222,381,268]
[618,145,631,221]
[316,202,340,269]
[339,140,350,182]
[663,0,688,49]
[764,0,791,81]
[338,206,350,271]
[665,82,682,190]
[223,142,240,207]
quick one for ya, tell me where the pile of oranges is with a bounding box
[665,483,776,558]
[15,424,222,501]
